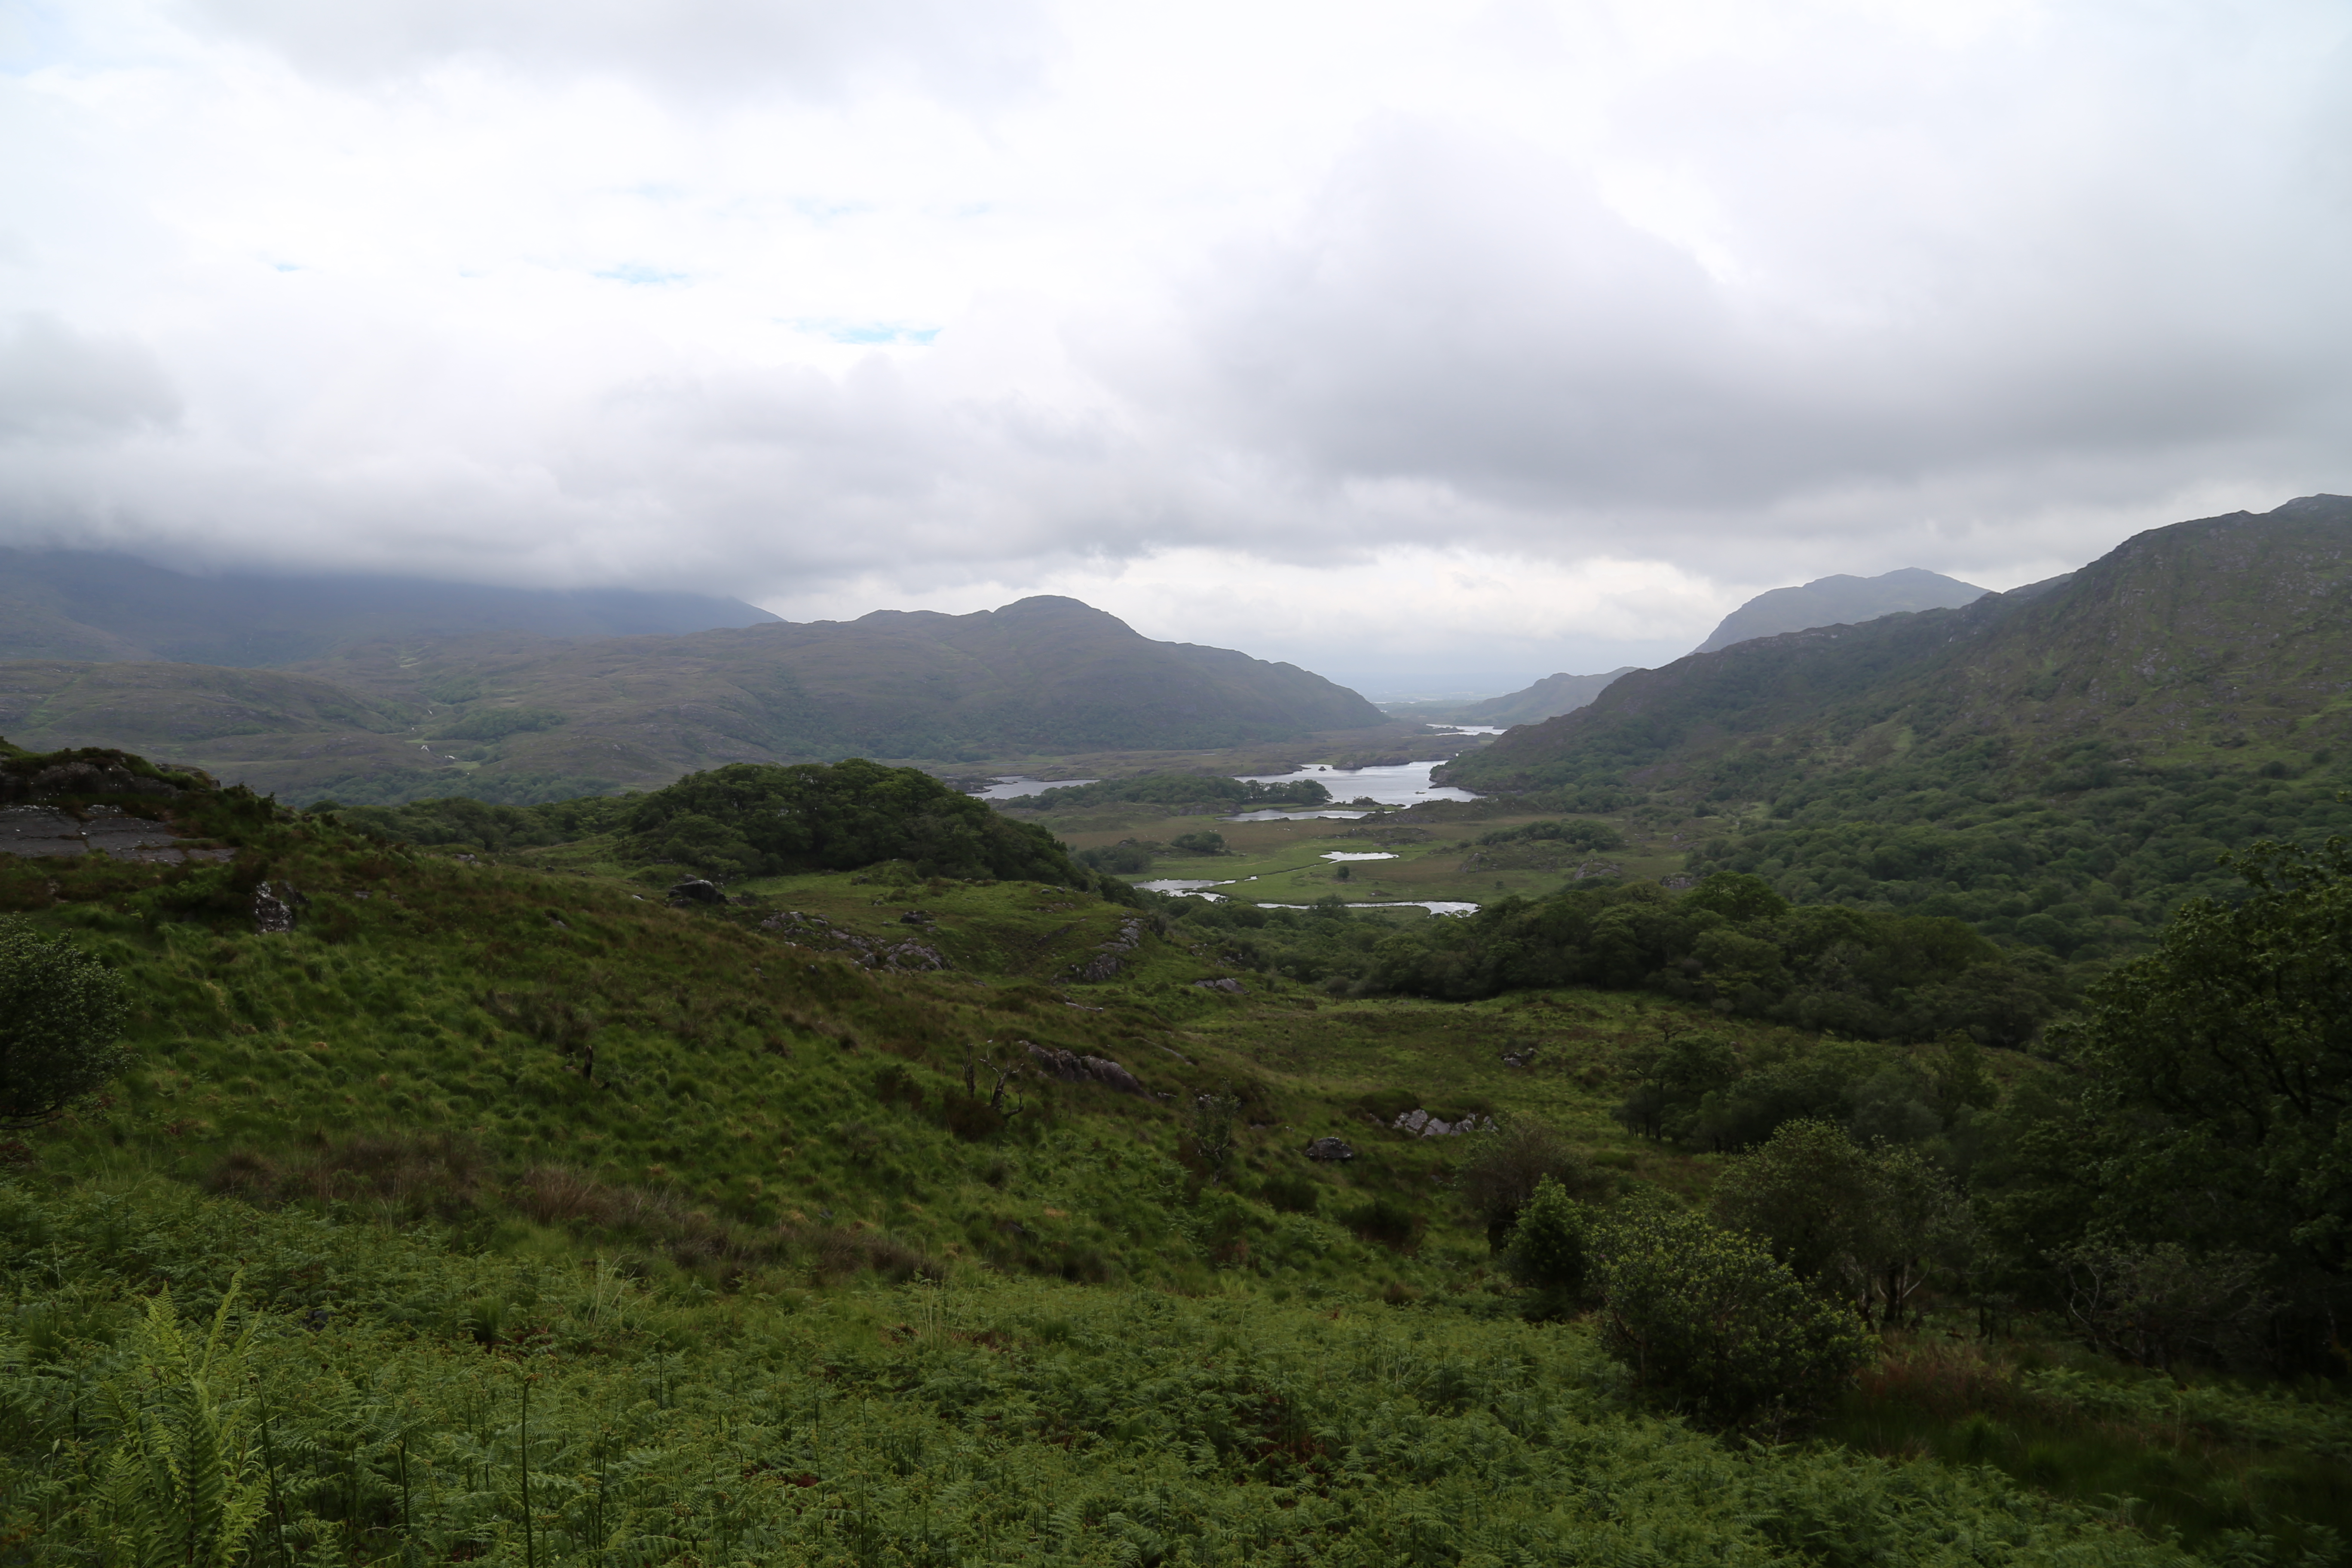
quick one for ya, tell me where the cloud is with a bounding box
[180,0,1057,109]
[3,0,2349,684]
[0,315,180,441]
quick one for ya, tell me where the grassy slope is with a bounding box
[6,778,2352,1560]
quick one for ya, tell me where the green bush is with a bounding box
[1502,1175,1592,1313]
[1592,1200,1875,1431]
[0,915,131,1129]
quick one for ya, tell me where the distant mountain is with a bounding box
[1693,567,1989,655]
[0,595,1386,802]
[0,548,778,666]
[1452,668,1640,728]
[1445,495,2352,800]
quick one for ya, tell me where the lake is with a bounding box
[1133,876,1478,917]
[1228,760,1479,815]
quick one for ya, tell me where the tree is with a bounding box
[1711,1119,1876,1301]
[0,915,131,1129]
[1501,1175,1593,1314]
[1457,1120,1595,1246]
[2050,836,2352,1305]
[1590,1199,1874,1432]
[1712,1119,1973,1326]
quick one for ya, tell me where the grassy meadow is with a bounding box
[6,781,2352,1564]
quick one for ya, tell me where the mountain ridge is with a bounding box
[0,594,1387,802]
[1446,495,2352,801]
[1693,566,1990,655]
[0,547,781,666]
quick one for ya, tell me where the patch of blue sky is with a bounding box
[595,264,689,287]
[787,319,940,346]
[0,3,78,74]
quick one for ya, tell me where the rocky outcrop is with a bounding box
[1024,1044,1152,1098]
[252,881,305,934]
[0,804,231,864]
[1193,977,1245,995]
[1069,918,1146,983]
[757,909,949,971]
[1304,1137,1355,1161]
[1391,1109,1495,1139]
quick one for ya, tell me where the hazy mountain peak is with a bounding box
[1694,567,1990,655]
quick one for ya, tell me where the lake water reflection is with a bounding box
[1228,760,1478,815]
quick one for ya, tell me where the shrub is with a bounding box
[0,915,131,1129]
[1502,1176,1592,1314]
[1343,1196,1421,1250]
[1458,1120,1592,1246]
[1592,1200,1874,1431]
[1259,1171,1320,1213]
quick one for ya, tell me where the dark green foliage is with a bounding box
[336,791,633,849]
[1320,871,2064,1042]
[0,916,130,1128]
[2043,835,2352,1363]
[433,706,566,741]
[2055,1240,2274,1372]
[1689,767,2352,961]
[1341,1195,1420,1249]
[1455,1119,1591,1245]
[307,768,628,808]
[1257,1170,1319,1213]
[1169,830,1227,855]
[1020,772,1332,812]
[1473,818,1625,852]
[1712,1120,1973,1326]
[1591,1199,1875,1431]
[1501,1175,1592,1309]
[1074,843,1152,874]
[625,760,1087,883]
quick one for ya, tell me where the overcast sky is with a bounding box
[3,0,2348,695]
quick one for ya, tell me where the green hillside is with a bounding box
[1444,496,2352,963]
[5,739,2352,1562]
[1452,667,1640,727]
[1,597,1387,804]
